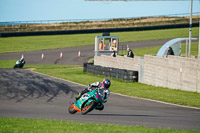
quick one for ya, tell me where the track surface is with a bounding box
[0,69,200,130]
[0,39,170,65]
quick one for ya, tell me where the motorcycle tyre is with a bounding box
[81,100,96,115]
[68,103,77,114]
[14,65,19,68]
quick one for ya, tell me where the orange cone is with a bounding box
[78,50,81,57]
[60,52,63,58]
[41,53,44,59]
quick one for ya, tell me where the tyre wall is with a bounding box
[94,55,142,82]
[83,63,138,82]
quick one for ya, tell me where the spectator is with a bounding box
[99,41,103,50]
[111,48,116,57]
[166,46,174,57]
[111,40,117,51]
[127,48,134,58]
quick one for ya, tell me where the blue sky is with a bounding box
[0,0,200,22]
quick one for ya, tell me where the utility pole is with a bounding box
[188,0,193,57]
[199,18,200,57]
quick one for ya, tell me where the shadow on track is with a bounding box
[88,113,159,117]
[0,69,78,103]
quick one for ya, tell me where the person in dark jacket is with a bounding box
[127,48,134,58]
[111,48,116,57]
[167,46,174,57]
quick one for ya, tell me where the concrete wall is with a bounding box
[94,55,141,72]
[143,55,200,93]
[94,55,200,93]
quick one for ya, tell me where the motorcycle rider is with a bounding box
[76,79,111,110]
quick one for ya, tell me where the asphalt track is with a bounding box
[0,39,200,130]
[0,69,200,130]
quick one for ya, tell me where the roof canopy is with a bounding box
[156,38,197,57]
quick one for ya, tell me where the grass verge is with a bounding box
[0,117,199,133]
[0,27,199,53]
[0,118,199,133]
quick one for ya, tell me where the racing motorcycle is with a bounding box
[68,88,104,115]
[13,59,26,68]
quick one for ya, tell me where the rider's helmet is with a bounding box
[102,79,111,89]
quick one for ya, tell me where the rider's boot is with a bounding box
[75,93,82,100]
[75,88,89,101]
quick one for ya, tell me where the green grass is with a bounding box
[0,27,199,53]
[1,118,199,133]
[181,42,199,56]
[0,59,16,68]
[112,27,199,43]
[0,33,99,53]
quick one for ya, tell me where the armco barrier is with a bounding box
[83,63,138,82]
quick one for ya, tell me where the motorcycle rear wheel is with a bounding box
[68,103,77,114]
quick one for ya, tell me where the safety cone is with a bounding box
[78,50,81,57]
[41,53,44,59]
[60,52,63,58]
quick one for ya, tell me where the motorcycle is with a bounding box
[14,59,26,68]
[68,88,104,115]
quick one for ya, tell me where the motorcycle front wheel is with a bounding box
[81,100,96,115]
[68,103,77,114]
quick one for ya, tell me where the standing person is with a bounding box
[127,48,134,58]
[111,48,116,57]
[166,46,174,57]
[99,41,103,50]
[76,79,111,110]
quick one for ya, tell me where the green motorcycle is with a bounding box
[14,59,26,68]
[68,88,104,115]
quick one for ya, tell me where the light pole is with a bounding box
[199,18,200,57]
[188,0,193,57]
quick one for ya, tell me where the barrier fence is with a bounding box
[83,63,138,82]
